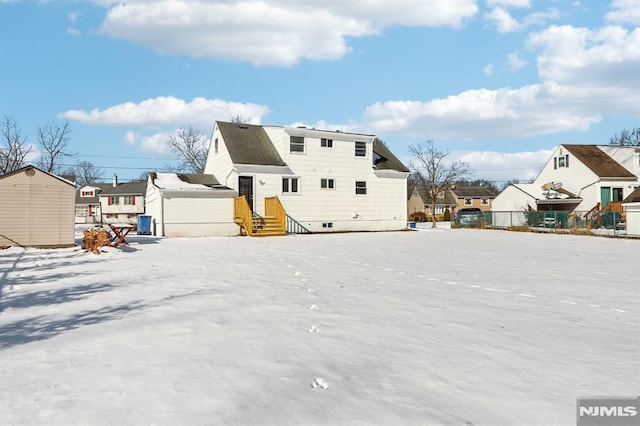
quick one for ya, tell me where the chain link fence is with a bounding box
[453,210,638,236]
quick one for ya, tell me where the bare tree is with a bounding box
[0,116,32,174]
[74,161,104,186]
[230,114,251,124]
[409,140,472,228]
[609,127,640,146]
[167,125,209,173]
[36,120,75,173]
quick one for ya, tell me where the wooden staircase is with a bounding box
[234,196,286,237]
[584,201,625,228]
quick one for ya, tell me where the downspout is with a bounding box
[160,192,165,237]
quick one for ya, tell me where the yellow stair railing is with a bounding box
[234,196,253,236]
[265,196,286,233]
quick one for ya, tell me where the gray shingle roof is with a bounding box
[451,186,498,197]
[217,121,287,166]
[563,145,635,178]
[623,186,640,203]
[373,138,410,173]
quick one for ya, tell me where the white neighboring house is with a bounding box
[493,145,640,222]
[204,121,410,233]
[145,172,238,237]
[75,185,103,224]
[622,187,640,235]
[98,175,146,226]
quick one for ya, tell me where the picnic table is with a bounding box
[108,223,134,246]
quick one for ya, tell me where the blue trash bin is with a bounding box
[137,215,152,235]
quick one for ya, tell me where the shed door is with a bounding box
[239,176,254,211]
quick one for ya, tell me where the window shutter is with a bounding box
[108,196,111,205]
[554,158,557,169]
[565,155,569,167]
[132,196,136,205]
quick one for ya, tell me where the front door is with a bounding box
[601,187,611,208]
[239,176,254,211]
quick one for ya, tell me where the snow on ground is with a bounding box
[0,226,638,425]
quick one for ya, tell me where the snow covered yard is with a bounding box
[1,228,638,425]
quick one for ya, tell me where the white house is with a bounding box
[204,121,410,233]
[98,175,146,226]
[145,172,238,237]
[493,145,640,227]
[0,165,76,247]
[75,184,103,224]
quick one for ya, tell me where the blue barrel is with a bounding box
[137,215,152,235]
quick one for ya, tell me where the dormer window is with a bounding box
[290,136,305,153]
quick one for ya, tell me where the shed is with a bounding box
[0,165,76,247]
[145,172,238,237]
[622,186,640,235]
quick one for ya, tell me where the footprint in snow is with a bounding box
[307,288,314,293]
[292,271,302,276]
[309,304,319,310]
[311,377,329,389]
[308,326,320,333]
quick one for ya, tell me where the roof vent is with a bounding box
[297,125,307,129]
[239,125,248,129]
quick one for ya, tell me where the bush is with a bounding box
[408,212,427,222]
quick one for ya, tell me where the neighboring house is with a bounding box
[407,187,457,221]
[75,184,104,224]
[145,172,238,237]
[98,175,146,225]
[622,186,640,235]
[450,185,498,211]
[204,121,410,233]
[0,165,76,247]
[494,144,640,213]
[407,184,497,221]
[492,144,640,229]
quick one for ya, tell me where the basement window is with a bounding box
[322,222,333,228]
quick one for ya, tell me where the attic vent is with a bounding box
[25,167,36,177]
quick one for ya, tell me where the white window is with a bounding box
[123,195,136,205]
[464,198,472,206]
[282,177,300,193]
[355,181,367,195]
[355,141,366,157]
[321,178,335,189]
[481,198,490,206]
[321,138,333,148]
[108,196,119,205]
[290,136,305,153]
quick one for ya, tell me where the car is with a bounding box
[456,207,484,226]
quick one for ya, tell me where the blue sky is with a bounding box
[1,0,639,184]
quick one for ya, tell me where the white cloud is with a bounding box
[139,131,173,154]
[606,0,640,25]
[484,7,521,32]
[485,0,530,9]
[61,96,270,129]
[507,51,527,70]
[483,64,494,75]
[91,0,478,66]
[450,149,551,182]
[124,130,139,145]
[362,23,640,140]
[67,27,80,36]
[68,11,80,23]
